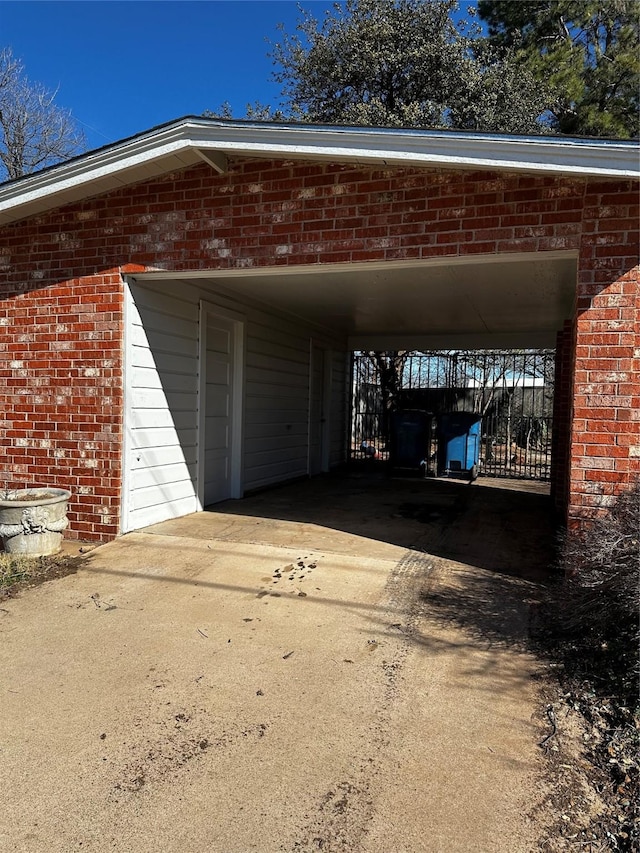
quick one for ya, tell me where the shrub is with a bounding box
[542,481,640,849]
[556,481,639,706]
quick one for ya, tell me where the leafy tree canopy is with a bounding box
[208,0,553,134]
[208,0,639,138]
[478,0,640,137]
[270,0,551,132]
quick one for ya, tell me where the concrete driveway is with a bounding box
[1,475,554,852]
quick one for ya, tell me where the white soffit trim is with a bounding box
[129,249,580,282]
[191,120,640,177]
[0,117,638,225]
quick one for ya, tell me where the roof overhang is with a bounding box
[0,116,638,226]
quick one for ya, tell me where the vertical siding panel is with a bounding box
[243,313,312,489]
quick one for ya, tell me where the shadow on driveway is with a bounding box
[206,470,556,582]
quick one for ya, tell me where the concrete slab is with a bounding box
[1,475,554,852]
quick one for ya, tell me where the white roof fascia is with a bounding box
[0,124,200,223]
[0,118,638,226]
[190,119,640,178]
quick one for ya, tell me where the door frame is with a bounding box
[198,300,245,507]
[308,341,332,475]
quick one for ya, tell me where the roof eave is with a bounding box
[0,118,638,226]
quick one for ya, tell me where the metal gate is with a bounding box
[350,350,555,481]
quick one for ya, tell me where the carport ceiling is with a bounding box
[136,251,577,349]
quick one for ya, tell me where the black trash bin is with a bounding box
[390,410,434,473]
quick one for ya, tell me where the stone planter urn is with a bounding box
[0,488,71,556]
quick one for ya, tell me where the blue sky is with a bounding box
[0,1,334,150]
[2,0,479,153]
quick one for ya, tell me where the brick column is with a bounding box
[570,180,640,523]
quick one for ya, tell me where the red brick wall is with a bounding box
[2,159,587,278]
[0,271,125,540]
[0,158,637,539]
[570,181,640,523]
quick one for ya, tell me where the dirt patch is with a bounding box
[527,599,639,852]
[532,678,640,853]
[532,682,610,850]
[108,703,269,797]
[530,482,639,853]
[0,550,85,599]
[531,671,639,851]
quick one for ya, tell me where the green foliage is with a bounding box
[267,0,551,132]
[204,100,288,123]
[207,0,639,137]
[478,0,640,137]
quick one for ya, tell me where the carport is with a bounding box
[1,119,637,849]
[122,251,576,532]
[0,117,637,540]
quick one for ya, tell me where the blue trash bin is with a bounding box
[437,412,481,480]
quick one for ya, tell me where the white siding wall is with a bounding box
[244,317,312,489]
[124,285,200,532]
[124,278,348,531]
